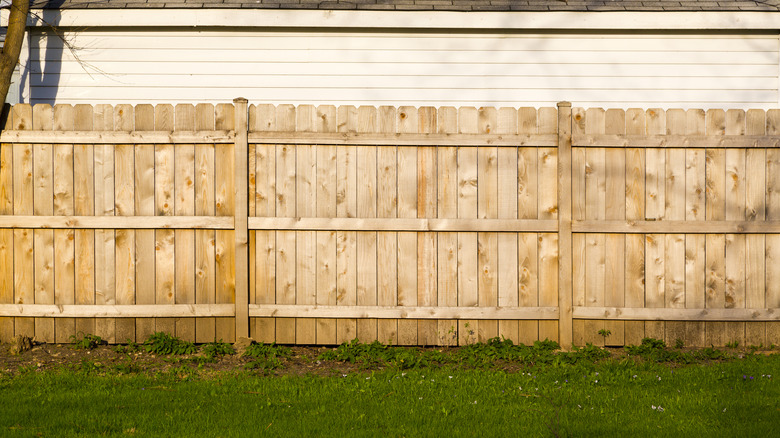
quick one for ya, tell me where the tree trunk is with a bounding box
[0,0,30,106]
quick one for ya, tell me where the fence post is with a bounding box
[233,97,249,339]
[557,102,573,350]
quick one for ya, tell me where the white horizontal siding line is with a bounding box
[12,10,780,30]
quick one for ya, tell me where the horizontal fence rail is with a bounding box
[1,102,779,348]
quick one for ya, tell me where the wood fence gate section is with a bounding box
[1,100,779,347]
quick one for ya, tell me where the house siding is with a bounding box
[25,29,780,109]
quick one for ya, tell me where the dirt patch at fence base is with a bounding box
[0,343,366,377]
[1,341,773,378]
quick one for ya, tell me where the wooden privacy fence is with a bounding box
[0,100,779,348]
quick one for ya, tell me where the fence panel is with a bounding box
[1,102,780,347]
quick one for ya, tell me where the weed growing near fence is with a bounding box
[142,332,198,356]
[69,333,105,350]
[243,342,292,372]
[201,341,235,360]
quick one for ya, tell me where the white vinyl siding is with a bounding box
[26,30,780,109]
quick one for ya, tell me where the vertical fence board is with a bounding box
[457,107,478,345]
[766,110,780,346]
[417,106,437,345]
[273,108,297,344]
[377,106,399,345]
[93,105,117,343]
[570,107,586,346]
[603,109,626,346]
[436,107,458,346]
[153,104,175,337]
[624,108,645,345]
[644,109,666,341]
[497,112,519,344]
[397,106,418,345]
[538,107,559,342]
[113,104,135,343]
[12,105,34,337]
[252,104,275,343]
[315,105,338,344]
[214,103,236,342]
[704,109,727,346]
[356,105,379,343]
[0,108,14,341]
[174,104,196,342]
[724,110,746,346]
[195,104,217,343]
[745,109,766,346]
[32,105,55,342]
[336,106,357,344]
[584,108,606,345]
[477,107,498,342]
[53,105,76,343]
[294,105,317,344]
[133,105,155,341]
[516,107,537,344]
[664,109,687,346]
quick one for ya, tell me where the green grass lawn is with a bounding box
[2,354,778,436]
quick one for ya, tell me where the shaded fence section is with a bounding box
[1,102,779,347]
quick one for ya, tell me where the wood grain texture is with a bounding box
[316,105,338,344]
[0,104,14,341]
[215,103,235,342]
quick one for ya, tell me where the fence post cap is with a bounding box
[233,97,248,104]
[557,101,572,108]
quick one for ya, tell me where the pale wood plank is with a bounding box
[336,105,358,344]
[583,108,606,345]
[173,104,196,342]
[434,107,458,345]
[745,109,766,346]
[113,104,135,343]
[477,107,499,342]
[624,108,646,345]
[12,105,35,337]
[377,105,399,345]
[538,107,559,342]
[92,104,117,342]
[0,105,14,340]
[572,307,780,321]
[497,107,519,344]
[570,107,587,346]
[247,305,559,320]
[457,107,479,345]
[662,109,687,345]
[516,107,538,344]
[194,103,217,343]
[603,108,626,346]
[644,109,666,341]
[295,105,317,344]
[215,103,235,342]
[397,106,418,345]
[132,104,155,341]
[765,109,780,346]
[153,104,176,337]
[0,304,234,318]
[316,105,338,344]
[251,103,275,343]
[724,110,747,346]
[356,105,379,343]
[417,106,437,345]
[705,109,727,346]
[32,104,55,343]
